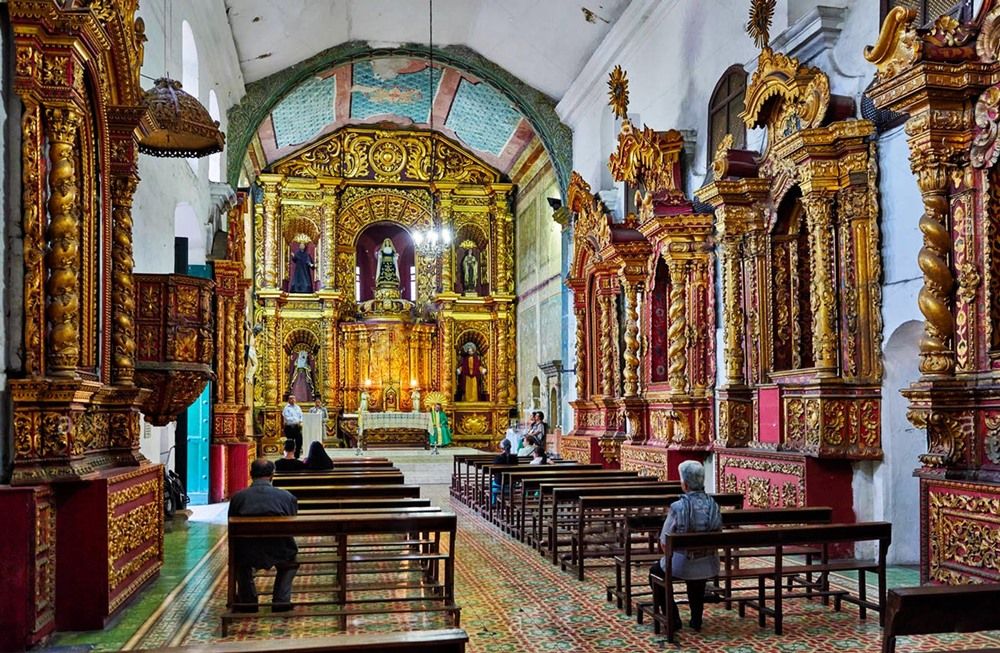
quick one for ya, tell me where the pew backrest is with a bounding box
[882,584,1000,653]
[135,628,470,653]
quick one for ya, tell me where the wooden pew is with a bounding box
[610,507,834,616]
[273,472,404,488]
[882,584,1000,653]
[137,629,470,652]
[643,522,891,642]
[534,481,682,552]
[297,497,432,512]
[516,476,673,544]
[496,469,641,533]
[284,485,422,500]
[225,512,460,635]
[476,463,602,515]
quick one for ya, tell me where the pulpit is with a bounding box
[302,413,325,452]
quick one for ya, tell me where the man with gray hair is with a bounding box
[649,459,722,631]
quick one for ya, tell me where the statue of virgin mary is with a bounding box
[375,238,401,291]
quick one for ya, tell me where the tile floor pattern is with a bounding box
[46,448,1000,652]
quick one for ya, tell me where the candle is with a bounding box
[411,378,418,388]
[365,378,372,387]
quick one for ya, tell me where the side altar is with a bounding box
[251,126,517,452]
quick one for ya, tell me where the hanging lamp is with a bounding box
[138,0,224,158]
[139,77,225,157]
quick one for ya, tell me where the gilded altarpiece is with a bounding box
[0,0,188,642]
[696,47,884,526]
[866,4,1000,583]
[567,116,717,477]
[253,127,516,452]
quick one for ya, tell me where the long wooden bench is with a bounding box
[137,629,469,653]
[297,497,432,512]
[642,521,891,642]
[882,584,1000,653]
[225,512,460,635]
[475,463,601,515]
[610,507,834,616]
[274,472,404,488]
[517,477,675,545]
[534,481,682,552]
[284,485,422,500]
[496,469,642,533]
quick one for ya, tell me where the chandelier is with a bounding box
[412,0,451,260]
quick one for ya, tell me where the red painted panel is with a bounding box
[0,486,55,651]
[758,387,781,443]
[226,443,250,498]
[209,444,227,504]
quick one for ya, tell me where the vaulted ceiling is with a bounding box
[223,0,631,100]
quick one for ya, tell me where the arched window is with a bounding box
[181,21,199,174]
[208,90,221,182]
[531,377,541,409]
[707,65,747,175]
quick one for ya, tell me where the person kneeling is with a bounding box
[229,459,299,613]
[649,460,721,631]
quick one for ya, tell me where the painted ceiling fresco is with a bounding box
[258,57,537,174]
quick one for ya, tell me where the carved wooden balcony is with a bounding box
[133,273,215,426]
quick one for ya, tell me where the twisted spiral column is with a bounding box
[574,309,586,398]
[913,156,956,376]
[600,294,614,397]
[721,234,745,384]
[110,173,138,386]
[801,194,839,372]
[45,108,82,375]
[667,261,689,393]
[622,281,641,397]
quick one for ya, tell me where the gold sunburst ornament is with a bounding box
[746,0,777,50]
[608,65,629,120]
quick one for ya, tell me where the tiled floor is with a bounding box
[44,449,1000,652]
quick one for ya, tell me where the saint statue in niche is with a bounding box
[287,348,316,402]
[456,341,487,402]
[289,242,316,293]
[461,248,479,295]
[375,238,401,292]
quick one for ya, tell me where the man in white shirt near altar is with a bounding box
[282,395,304,458]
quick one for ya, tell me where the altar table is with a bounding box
[359,411,432,450]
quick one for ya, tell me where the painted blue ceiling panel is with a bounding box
[272,75,336,149]
[445,78,521,157]
[351,60,440,123]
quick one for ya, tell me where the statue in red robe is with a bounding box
[456,342,487,402]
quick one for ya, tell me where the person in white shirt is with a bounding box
[282,395,304,458]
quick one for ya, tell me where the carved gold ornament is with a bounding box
[139,77,225,158]
[712,133,734,179]
[607,65,629,120]
[746,0,777,50]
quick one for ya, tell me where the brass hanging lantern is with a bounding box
[138,77,225,158]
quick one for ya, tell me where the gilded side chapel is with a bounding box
[0,1,997,652]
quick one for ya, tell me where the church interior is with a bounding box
[0,0,999,651]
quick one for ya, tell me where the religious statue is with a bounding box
[430,403,452,453]
[375,237,401,296]
[462,248,479,295]
[287,348,315,402]
[289,242,315,293]
[456,341,487,402]
[245,322,262,386]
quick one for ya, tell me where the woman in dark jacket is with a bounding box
[303,440,334,471]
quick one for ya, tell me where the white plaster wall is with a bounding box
[560,0,928,557]
[132,0,245,275]
[515,169,563,421]
[131,1,245,442]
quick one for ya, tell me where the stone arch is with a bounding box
[226,43,572,199]
[879,320,924,564]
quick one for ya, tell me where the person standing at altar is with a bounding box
[310,395,328,420]
[282,395,304,458]
[430,403,452,452]
[289,242,316,293]
[456,342,487,402]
